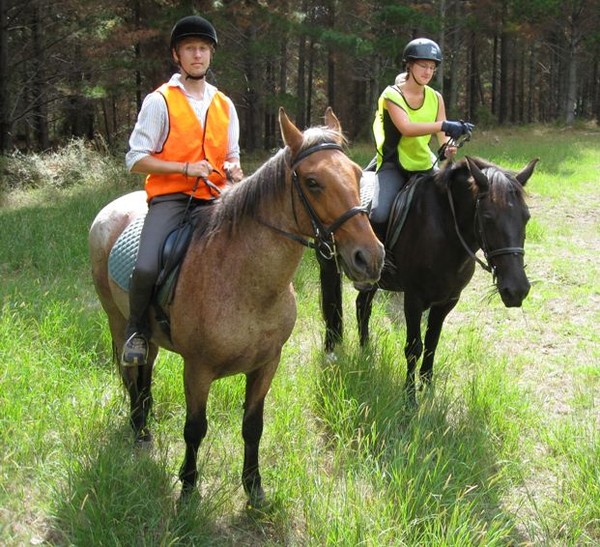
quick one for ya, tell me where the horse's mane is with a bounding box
[435,156,526,206]
[206,125,346,237]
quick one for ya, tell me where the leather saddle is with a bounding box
[360,159,421,250]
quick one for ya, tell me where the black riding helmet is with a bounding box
[402,38,443,65]
[170,15,218,50]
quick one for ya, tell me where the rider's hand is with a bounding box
[224,161,244,183]
[444,145,458,159]
[441,120,474,139]
[186,160,213,178]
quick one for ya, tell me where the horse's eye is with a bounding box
[304,177,321,191]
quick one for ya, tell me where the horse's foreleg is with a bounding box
[179,367,211,496]
[420,299,458,386]
[356,288,377,347]
[317,251,344,352]
[403,294,425,403]
[242,363,277,508]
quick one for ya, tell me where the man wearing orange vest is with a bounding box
[122,15,243,367]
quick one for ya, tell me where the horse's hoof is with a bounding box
[135,427,153,445]
[324,351,338,364]
[245,487,267,511]
[404,389,418,410]
[176,485,200,511]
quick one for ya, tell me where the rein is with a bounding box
[446,185,525,278]
[261,142,368,263]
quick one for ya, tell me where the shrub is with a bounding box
[0,139,128,196]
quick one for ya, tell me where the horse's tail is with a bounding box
[316,250,344,352]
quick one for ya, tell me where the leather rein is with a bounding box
[262,142,368,262]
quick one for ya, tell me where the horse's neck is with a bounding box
[206,204,306,294]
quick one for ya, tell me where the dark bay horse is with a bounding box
[89,108,384,505]
[319,156,537,402]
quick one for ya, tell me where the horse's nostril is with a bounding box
[353,249,368,271]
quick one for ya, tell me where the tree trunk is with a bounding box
[565,33,579,125]
[306,37,315,126]
[468,31,478,122]
[295,25,307,129]
[31,3,49,150]
[499,22,510,124]
[0,0,10,151]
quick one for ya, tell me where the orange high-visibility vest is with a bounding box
[145,84,232,201]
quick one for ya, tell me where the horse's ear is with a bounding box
[515,158,539,186]
[465,156,489,194]
[324,107,341,133]
[279,107,303,153]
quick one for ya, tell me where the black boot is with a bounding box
[121,268,153,367]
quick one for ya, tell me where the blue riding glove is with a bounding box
[441,120,474,140]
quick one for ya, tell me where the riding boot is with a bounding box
[121,268,153,367]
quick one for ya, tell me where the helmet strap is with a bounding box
[185,71,205,81]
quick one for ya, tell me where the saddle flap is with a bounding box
[160,222,193,275]
[386,176,421,248]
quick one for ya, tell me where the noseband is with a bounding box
[263,142,368,262]
[447,186,525,278]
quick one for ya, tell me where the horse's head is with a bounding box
[279,107,384,284]
[465,156,538,307]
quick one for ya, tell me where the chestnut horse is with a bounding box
[318,156,537,403]
[89,108,384,505]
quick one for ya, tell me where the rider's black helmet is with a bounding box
[170,16,218,49]
[402,38,443,65]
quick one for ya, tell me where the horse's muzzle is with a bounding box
[498,280,530,307]
[343,242,385,284]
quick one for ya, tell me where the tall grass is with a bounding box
[1,131,599,545]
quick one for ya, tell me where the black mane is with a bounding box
[436,156,526,206]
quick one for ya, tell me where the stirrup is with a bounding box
[121,333,148,367]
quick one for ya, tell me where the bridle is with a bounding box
[439,134,524,278]
[261,142,368,263]
[447,182,525,278]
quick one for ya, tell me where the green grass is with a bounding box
[1,129,599,545]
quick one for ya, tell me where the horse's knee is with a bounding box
[404,339,423,365]
[242,401,264,445]
[183,412,208,449]
[179,412,208,492]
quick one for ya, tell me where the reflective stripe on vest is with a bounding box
[373,85,439,172]
[145,84,231,201]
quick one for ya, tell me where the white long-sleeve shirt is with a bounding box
[126,73,241,171]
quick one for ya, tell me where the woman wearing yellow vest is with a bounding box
[122,15,243,367]
[370,38,473,243]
